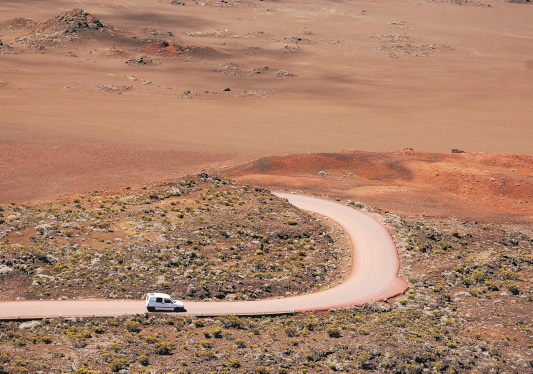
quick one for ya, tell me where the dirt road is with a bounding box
[0,193,407,319]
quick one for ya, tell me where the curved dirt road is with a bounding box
[0,193,408,319]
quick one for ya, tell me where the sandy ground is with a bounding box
[1,0,532,204]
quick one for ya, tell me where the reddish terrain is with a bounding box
[1,0,532,205]
[0,2,532,371]
[229,150,533,223]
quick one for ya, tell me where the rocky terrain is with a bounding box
[0,154,531,372]
[0,151,531,372]
[0,0,532,372]
[0,174,349,303]
[0,8,220,60]
[0,181,531,373]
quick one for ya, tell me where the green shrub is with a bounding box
[200,340,213,349]
[138,353,149,366]
[0,351,10,363]
[234,339,246,348]
[108,355,128,372]
[153,340,175,355]
[41,335,53,344]
[193,319,205,328]
[228,357,240,368]
[124,320,141,333]
[304,314,319,331]
[326,326,341,338]
[212,327,223,338]
[484,280,500,291]
[285,326,298,337]
[72,369,100,374]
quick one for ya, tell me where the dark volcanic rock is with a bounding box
[32,8,108,37]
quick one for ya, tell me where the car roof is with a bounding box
[147,292,171,298]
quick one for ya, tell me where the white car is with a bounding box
[145,292,185,312]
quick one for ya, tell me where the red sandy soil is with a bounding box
[0,0,532,207]
[228,150,533,223]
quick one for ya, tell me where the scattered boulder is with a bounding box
[126,56,152,65]
[186,284,196,296]
[277,69,296,77]
[19,321,41,330]
[0,265,13,275]
[32,8,108,37]
[364,300,392,312]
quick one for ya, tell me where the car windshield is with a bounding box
[170,298,175,303]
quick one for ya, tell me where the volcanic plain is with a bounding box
[0,0,532,372]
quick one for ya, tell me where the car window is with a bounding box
[156,298,163,303]
[164,298,171,303]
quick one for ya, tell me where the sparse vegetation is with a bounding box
[0,174,348,302]
[0,170,531,373]
[1,201,531,372]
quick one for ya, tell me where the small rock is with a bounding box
[277,69,296,77]
[186,284,196,296]
[365,301,391,312]
[319,171,327,176]
[19,321,41,330]
[0,265,13,275]
[126,56,152,65]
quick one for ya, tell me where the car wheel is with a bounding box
[174,307,182,312]
[147,307,155,312]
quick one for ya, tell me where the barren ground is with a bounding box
[228,150,533,223]
[0,0,532,372]
[1,0,532,203]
